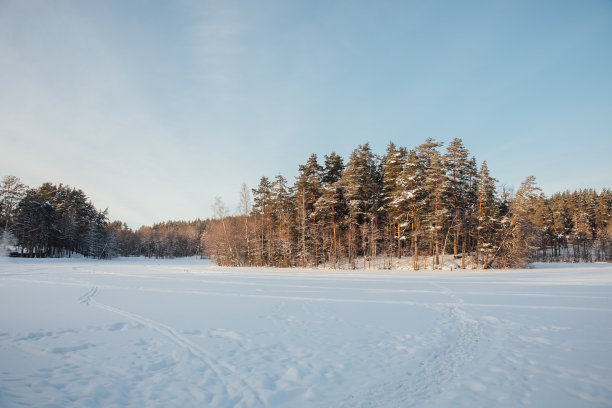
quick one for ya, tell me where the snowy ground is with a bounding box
[1,258,611,407]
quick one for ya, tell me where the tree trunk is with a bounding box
[397,223,401,259]
[461,234,466,269]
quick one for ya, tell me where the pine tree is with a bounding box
[463,156,479,267]
[314,153,347,267]
[252,177,273,265]
[271,174,293,266]
[13,189,57,256]
[322,152,344,186]
[294,154,323,266]
[422,149,449,268]
[380,142,407,263]
[443,138,472,267]
[341,143,381,268]
[532,195,556,261]
[550,192,573,259]
[395,148,426,269]
[474,161,499,267]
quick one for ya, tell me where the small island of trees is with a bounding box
[1,138,610,269]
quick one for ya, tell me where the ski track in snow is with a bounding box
[78,285,265,407]
[1,259,612,407]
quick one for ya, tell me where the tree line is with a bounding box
[0,176,206,259]
[0,178,116,258]
[2,138,610,267]
[203,139,611,269]
[109,219,206,258]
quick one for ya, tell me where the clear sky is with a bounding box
[1,0,611,229]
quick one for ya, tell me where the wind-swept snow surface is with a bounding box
[1,258,611,407]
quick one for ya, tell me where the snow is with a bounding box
[1,257,611,407]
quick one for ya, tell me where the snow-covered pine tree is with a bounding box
[341,143,381,268]
[380,142,407,262]
[474,161,499,267]
[410,139,444,269]
[443,138,476,268]
[464,156,479,266]
[422,149,449,269]
[252,177,273,266]
[294,154,323,266]
[271,174,293,266]
[314,153,347,267]
[395,148,426,269]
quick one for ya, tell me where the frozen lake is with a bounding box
[1,258,611,407]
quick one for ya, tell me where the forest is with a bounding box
[0,177,206,259]
[203,139,611,269]
[1,139,610,268]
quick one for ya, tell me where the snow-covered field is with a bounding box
[1,258,611,407]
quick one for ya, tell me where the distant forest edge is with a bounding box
[1,138,610,268]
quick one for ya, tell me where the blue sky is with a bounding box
[1,0,610,228]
